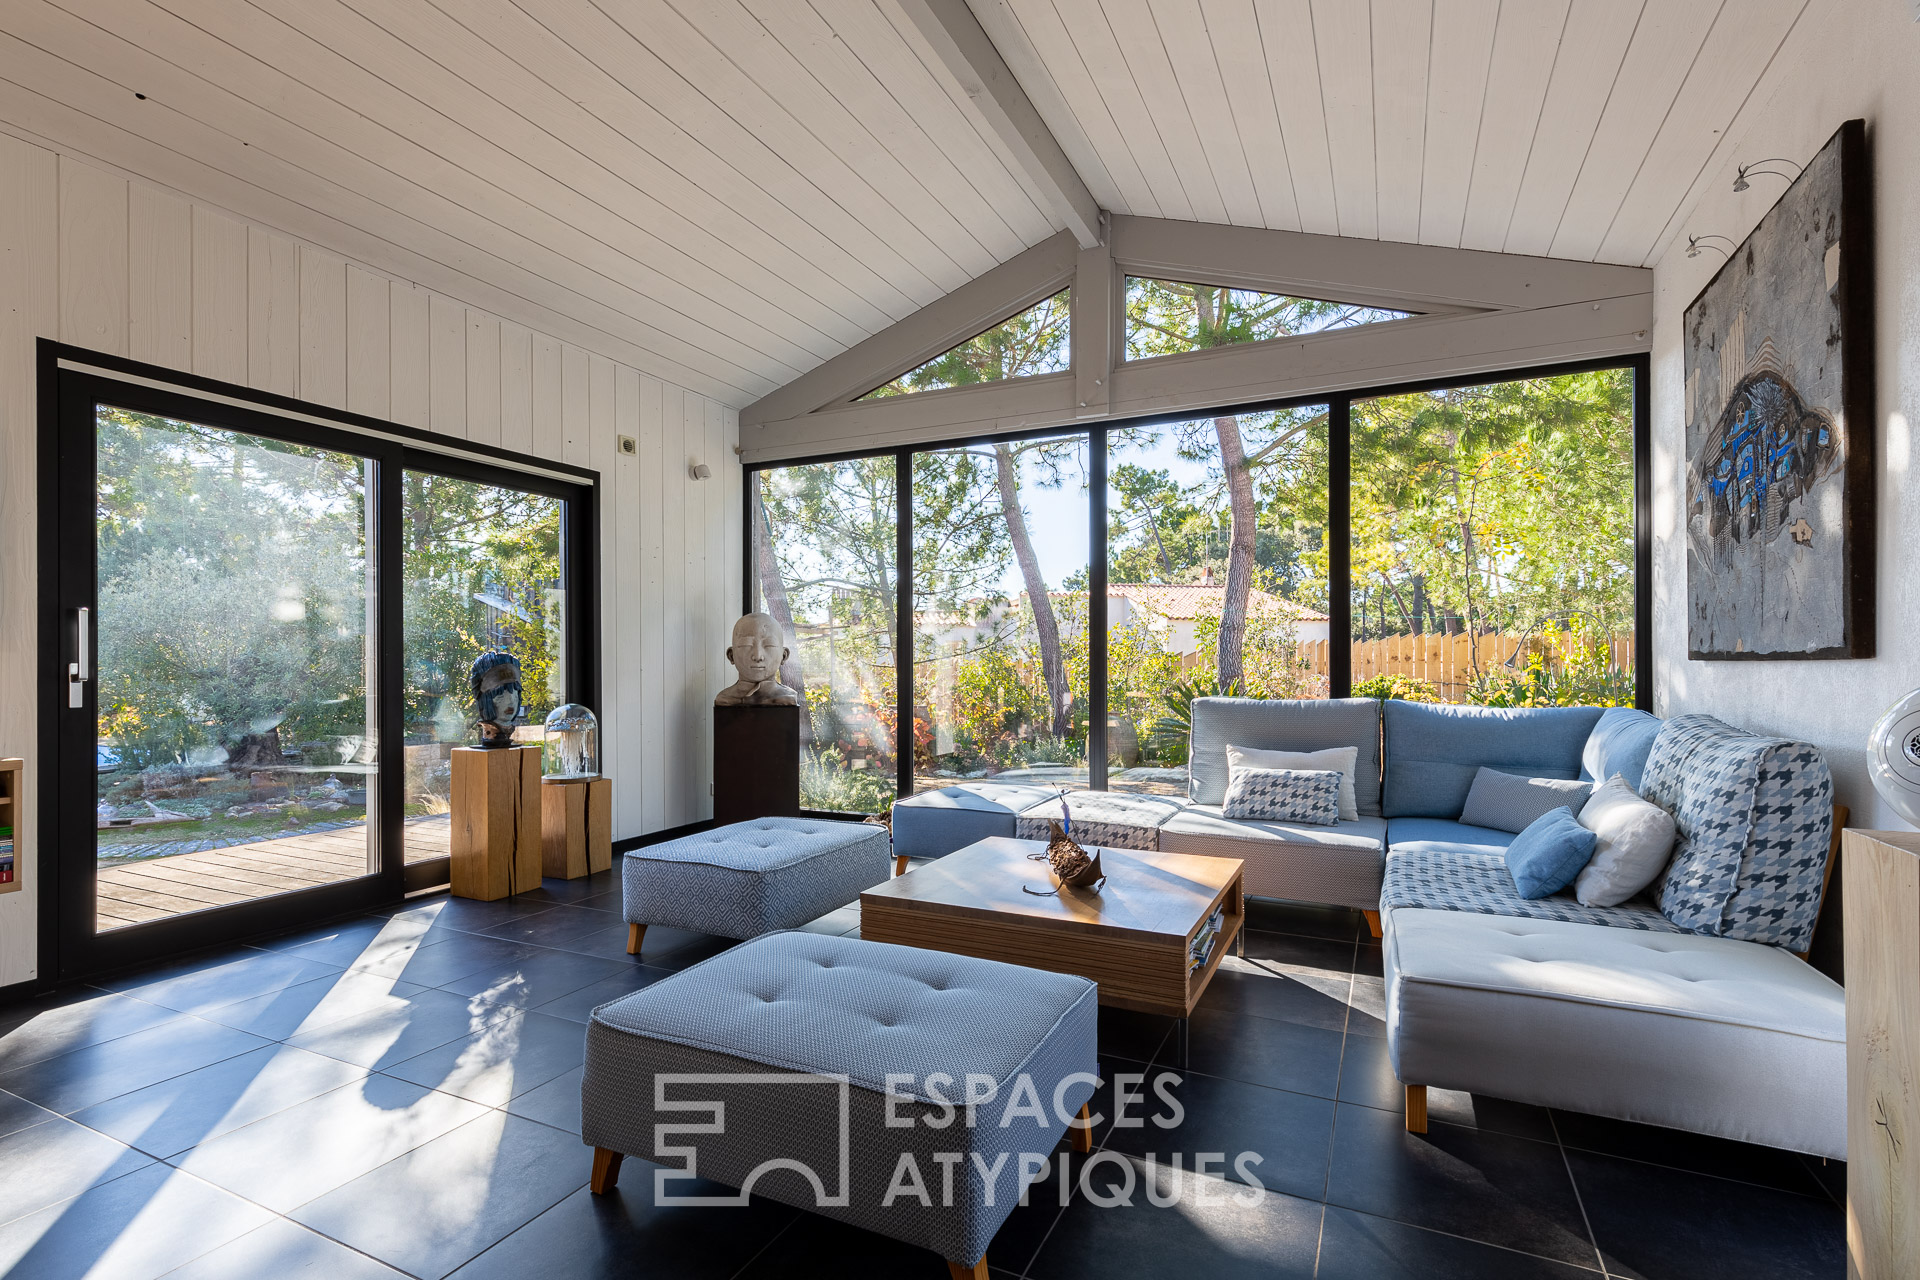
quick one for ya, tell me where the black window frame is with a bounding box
[36,339,601,983]
[744,353,1652,809]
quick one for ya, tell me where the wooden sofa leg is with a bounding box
[1363,910,1382,939]
[1404,1084,1428,1134]
[895,853,910,877]
[946,1257,988,1279]
[590,1147,624,1194]
[626,923,645,956]
[1069,1101,1093,1154]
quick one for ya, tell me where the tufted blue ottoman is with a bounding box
[582,931,1099,1278]
[622,817,889,955]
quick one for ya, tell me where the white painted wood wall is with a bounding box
[0,135,740,986]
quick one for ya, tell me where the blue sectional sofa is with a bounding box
[891,697,1847,1157]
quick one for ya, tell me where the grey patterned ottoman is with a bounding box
[583,931,1099,1277]
[622,818,889,956]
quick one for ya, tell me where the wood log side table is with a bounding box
[542,775,613,880]
[450,745,542,900]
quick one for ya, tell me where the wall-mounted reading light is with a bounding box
[689,461,712,480]
[1686,234,1736,259]
[1733,158,1803,192]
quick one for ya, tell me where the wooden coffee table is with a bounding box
[859,837,1244,1066]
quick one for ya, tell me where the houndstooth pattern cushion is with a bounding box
[1222,767,1342,825]
[1382,847,1682,933]
[1013,791,1183,850]
[1639,715,1834,951]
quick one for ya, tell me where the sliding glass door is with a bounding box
[47,368,595,979]
[88,408,379,933]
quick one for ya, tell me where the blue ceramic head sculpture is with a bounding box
[468,649,524,749]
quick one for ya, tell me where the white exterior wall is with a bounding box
[1650,1,1920,831]
[0,137,741,986]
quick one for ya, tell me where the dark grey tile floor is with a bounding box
[0,870,1845,1279]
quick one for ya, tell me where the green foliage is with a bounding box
[799,746,894,815]
[1465,622,1635,708]
[864,291,1070,398]
[1146,675,1250,765]
[1351,674,1441,702]
[1350,371,1635,647]
[1124,277,1408,360]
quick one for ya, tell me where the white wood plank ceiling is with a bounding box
[0,0,1809,409]
[978,0,1811,264]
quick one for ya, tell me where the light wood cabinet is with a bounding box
[1844,829,1920,1279]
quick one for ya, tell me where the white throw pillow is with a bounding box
[1573,774,1678,907]
[1225,743,1359,822]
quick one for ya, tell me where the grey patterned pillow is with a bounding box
[1222,767,1343,825]
[1458,767,1593,834]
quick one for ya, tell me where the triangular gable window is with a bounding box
[860,289,1070,399]
[1124,277,1412,362]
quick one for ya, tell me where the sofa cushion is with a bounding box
[1385,817,1514,857]
[1382,702,1605,818]
[1158,809,1385,909]
[1384,908,1844,1157]
[1503,808,1598,899]
[1580,707,1664,791]
[1013,791,1185,850]
[1458,767,1593,834]
[1223,767,1342,824]
[1574,775,1678,908]
[891,782,1062,859]
[1381,846,1680,933]
[1226,743,1360,821]
[1190,697,1382,816]
[1640,714,1835,951]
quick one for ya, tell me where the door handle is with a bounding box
[68,606,89,708]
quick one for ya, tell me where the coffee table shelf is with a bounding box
[860,837,1244,1023]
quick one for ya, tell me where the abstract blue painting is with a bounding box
[1684,120,1873,660]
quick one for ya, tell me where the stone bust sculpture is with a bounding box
[469,649,524,747]
[715,612,800,706]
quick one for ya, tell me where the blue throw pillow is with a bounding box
[1504,807,1599,899]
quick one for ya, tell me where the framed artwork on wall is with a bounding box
[1684,118,1874,660]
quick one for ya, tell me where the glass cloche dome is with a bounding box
[542,704,600,780]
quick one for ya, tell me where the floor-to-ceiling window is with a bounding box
[400,473,569,863]
[48,368,595,978]
[750,458,899,814]
[912,433,1090,793]
[1107,404,1331,787]
[1349,369,1638,705]
[747,358,1645,811]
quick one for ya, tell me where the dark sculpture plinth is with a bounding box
[713,704,801,825]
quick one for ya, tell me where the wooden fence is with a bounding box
[1295,632,1635,703]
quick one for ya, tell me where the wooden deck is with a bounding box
[96,815,452,932]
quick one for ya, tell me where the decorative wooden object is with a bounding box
[860,837,1244,1020]
[713,704,800,824]
[450,745,541,901]
[1844,829,1920,1279]
[0,758,21,894]
[541,776,612,880]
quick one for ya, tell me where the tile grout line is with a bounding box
[1549,1108,1611,1279]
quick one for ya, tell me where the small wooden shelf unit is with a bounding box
[0,758,20,894]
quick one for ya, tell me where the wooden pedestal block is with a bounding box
[1845,829,1920,1280]
[450,745,542,900]
[713,705,800,825]
[542,776,613,879]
